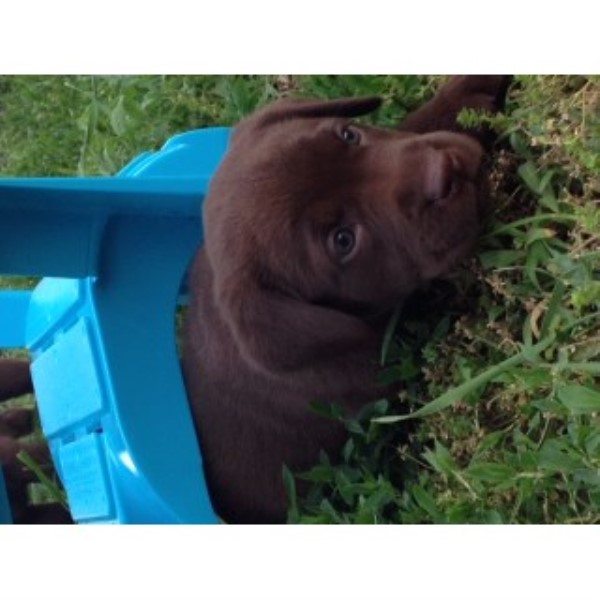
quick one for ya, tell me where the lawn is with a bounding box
[0,75,598,523]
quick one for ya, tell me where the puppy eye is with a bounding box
[339,125,361,145]
[329,226,356,258]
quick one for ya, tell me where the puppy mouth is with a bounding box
[258,266,387,320]
[311,295,390,320]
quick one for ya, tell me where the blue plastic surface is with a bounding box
[0,126,232,523]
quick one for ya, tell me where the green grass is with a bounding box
[0,75,598,524]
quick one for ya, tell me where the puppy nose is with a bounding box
[423,131,484,180]
[424,149,455,202]
[420,133,483,204]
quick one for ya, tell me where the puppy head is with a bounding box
[203,97,485,371]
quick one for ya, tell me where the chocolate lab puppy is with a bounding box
[182,75,511,524]
[0,76,510,524]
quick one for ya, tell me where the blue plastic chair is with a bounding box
[0,127,231,523]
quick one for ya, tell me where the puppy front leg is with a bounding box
[399,75,512,147]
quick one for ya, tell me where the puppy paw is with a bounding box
[0,358,34,402]
[0,408,34,437]
[440,75,513,116]
[1,411,71,524]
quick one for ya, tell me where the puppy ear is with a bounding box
[247,96,382,129]
[219,272,376,376]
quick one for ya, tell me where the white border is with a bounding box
[0,4,597,599]
[1,525,598,600]
[2,1,598,73]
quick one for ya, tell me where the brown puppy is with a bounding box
[182,76,511,524]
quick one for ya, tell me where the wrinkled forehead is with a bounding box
[228,121,348,190]
[230,109,408,182]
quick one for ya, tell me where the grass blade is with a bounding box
[17,450,69,510]
[374,337,554,424]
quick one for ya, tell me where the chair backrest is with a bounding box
[0,127,231,523]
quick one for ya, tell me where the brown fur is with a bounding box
[0,359,33,402]
[182,76,511,523]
